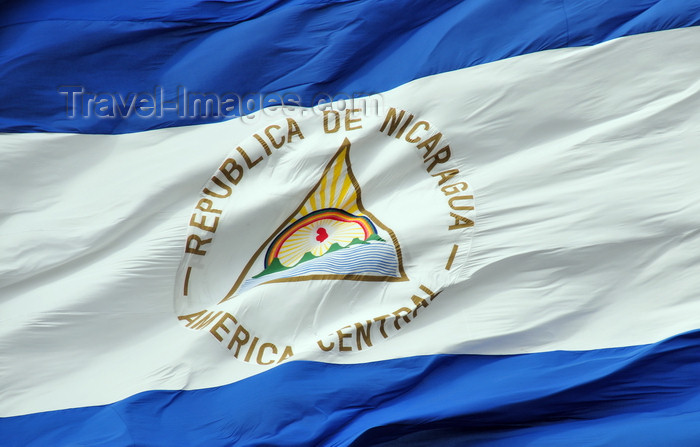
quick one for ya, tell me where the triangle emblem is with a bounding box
[221,138,408,302]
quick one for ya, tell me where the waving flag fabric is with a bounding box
[1,1,700,445]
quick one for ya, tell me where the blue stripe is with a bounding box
[2,330,699,446]
[1,0,698,134]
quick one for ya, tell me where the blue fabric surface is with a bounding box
[2,330,699,446]
[1,0,698,133]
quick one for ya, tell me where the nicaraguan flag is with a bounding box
[1,1,700,445]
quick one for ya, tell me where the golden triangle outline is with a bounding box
[220,138,408,302]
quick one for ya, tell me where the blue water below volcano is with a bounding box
[239,241,400,294]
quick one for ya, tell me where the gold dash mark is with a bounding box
[445,244,459,271]
[184,266,192,296]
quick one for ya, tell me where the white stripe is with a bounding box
[1,27,699,416]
